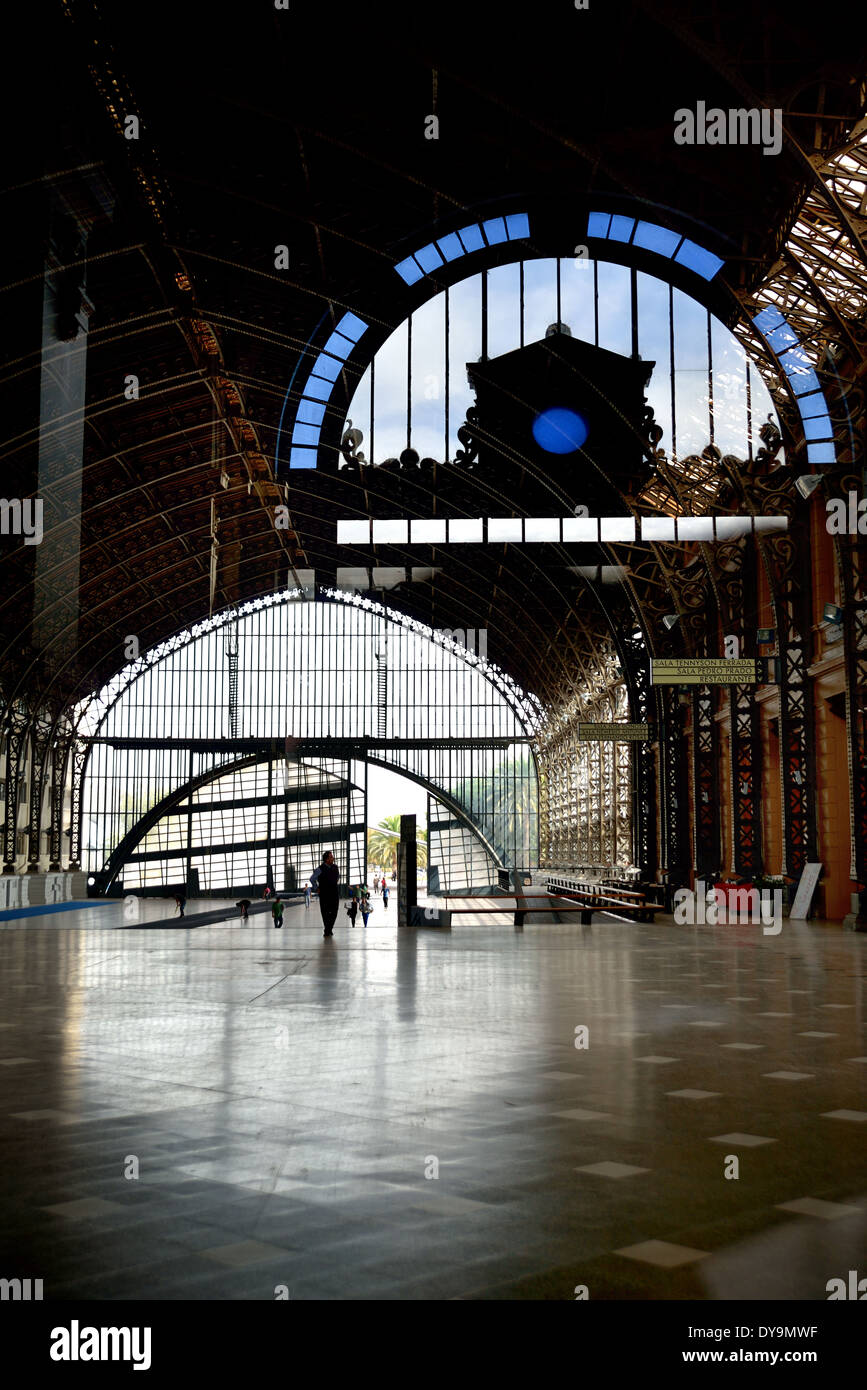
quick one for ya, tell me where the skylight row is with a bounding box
[394,213,531,286]
[586,212,725,281]
[289,311,369,468]
[336,515,789,546]
[752,306,836,463]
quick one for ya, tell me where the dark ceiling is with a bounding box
[2,0,864,718]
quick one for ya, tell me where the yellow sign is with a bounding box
[651,658,757,686]
[577,723,651,740]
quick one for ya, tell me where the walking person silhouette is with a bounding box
[317,851,340,938]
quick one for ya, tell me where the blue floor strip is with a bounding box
[0,899,114,922]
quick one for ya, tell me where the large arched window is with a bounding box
[343,259,783,467]
[78,592,541,889]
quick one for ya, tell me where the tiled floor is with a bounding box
[0,900,865,1300]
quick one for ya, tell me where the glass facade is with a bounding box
[78,593,541,889]
[121,759,367,894]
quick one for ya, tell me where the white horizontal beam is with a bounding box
[336,515,789,545]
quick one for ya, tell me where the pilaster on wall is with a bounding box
[691,684,719,878]
[657,684,690,884]
[2,703,30,874]
[751,464,817,881]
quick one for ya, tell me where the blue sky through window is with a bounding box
[346,260,781,467]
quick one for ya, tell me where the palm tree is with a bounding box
[367,815,428,873]
[451,751,538,864]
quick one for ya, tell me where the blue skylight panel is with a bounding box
[297,398,325,425]
[456,223,485,253]
[482,217,508,245]
[779,347,810,375]
[336,312,367,342]
[796,391,829,420]
[395,256,423,285]
[807,443,836,464]
[802,415,833,441]
[607,215,635,243]
[323,331,355,360]
[311,353,342,383]
[765,322,799,352]
[674,239,725,279]
[292,423,321,447]
[290,446,316,468]
[779,349,820,396]
[790,369,822,396]
[303,373,336,402]
[587,211,611,238]
[414,242,444,273]
[505,213,530,239]
[436,232,465,262]
[632,221,682,257]
[789,366,822,394]
[753,306,786,334]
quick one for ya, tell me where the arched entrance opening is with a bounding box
[76,593,540,895]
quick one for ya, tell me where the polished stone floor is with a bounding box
[0,897,865,1300]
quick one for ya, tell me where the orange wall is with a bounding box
[759,706,782,875]
[813,693,855,919]
[810,502,856,919]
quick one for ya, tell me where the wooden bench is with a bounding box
[543,881,664,924]
[438,889,663,927]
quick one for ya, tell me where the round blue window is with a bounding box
[532,406,589,454]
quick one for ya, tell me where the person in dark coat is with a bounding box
[318,851,340,937]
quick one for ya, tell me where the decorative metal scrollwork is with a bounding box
[340,420,365,468]
[454,409,480,467]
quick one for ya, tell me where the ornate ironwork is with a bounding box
[48,729,72,871]
[2,701,30,873]
[691,683,719,878]
[656,684,690,885]
[340,421,366,467]
[27,714,54,870]
[68,739,90,871]
[619,625,657,878]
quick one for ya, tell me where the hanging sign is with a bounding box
[577,723,651,740]
[651,658,757,686]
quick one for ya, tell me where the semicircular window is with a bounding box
[345,259,783,471]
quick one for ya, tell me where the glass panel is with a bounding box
[596,261,631,357]
[522,257,557,345]
[371,319,408,462]
[711,315,748,458]
[447,272,482,459]
[487,262,521,360]
[559,254,596,345]
[409,291,445,460]
[672,287,710,460]
[750,364,786,464]
[343,363,371,460]
[636,271,673,456]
